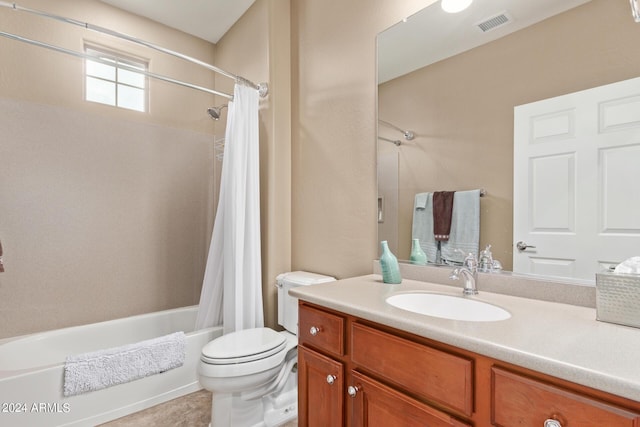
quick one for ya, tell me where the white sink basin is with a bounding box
[386,292,511,322]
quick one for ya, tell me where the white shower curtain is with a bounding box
[195,83,263,334]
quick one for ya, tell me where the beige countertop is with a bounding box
[289,274,640,402]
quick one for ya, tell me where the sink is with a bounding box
[385,292,511,322]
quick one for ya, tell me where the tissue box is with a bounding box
[596,272,640,328]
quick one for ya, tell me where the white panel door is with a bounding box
[514,77,640,282]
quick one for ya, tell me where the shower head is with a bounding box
[207,104,228,120]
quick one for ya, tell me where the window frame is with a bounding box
[84,44,149,113]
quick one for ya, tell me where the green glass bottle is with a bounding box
[410,238,427,265]
[380,240,402,284]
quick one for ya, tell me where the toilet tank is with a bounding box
[276,271,336,335]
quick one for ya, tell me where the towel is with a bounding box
[412,192,438,262]
[441,189,481,264]
[63,331,186,397]
[433,191,455,241]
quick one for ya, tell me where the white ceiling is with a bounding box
[378,0,593,83]
[99,0,256,44]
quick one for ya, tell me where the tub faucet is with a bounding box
[450,253,478,295]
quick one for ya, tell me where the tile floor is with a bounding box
[99,390,298,427]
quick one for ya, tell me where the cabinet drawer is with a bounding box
[351,322,473,416]
[350,371,471,427]
[492,367,640,427]
[299,304,345,356]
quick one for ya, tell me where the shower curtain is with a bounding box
[196,83,263,334]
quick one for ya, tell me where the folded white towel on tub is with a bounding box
[63,331,186,396]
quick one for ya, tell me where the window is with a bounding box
[85,46,147,112]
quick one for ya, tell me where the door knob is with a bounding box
[516,241,536,251]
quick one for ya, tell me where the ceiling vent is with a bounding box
[476,11,512,33]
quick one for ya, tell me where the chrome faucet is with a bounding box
[450,253,478,295]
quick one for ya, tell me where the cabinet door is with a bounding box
[349,371,471,427]
[298,346,344,427]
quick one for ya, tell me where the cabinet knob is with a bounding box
[544,419,562,427]
[347,385,360,398]
[326,374,337,385]
[309,326,321,336]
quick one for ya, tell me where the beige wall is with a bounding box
[7,0,634,339]
[290,0,436,279]
[0,0,221,338]
[379,0,640,268]
[0,0,289,338]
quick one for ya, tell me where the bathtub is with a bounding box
[0,306,222,427]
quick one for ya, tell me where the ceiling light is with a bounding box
[441,0,473,13]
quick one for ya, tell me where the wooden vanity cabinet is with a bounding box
[297,301,640,427]
[298,302,472,426]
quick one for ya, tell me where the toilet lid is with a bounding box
[201,328,287,365]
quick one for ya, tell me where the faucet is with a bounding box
[450,253,478,295]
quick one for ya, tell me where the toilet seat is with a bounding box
[201,327,286,365]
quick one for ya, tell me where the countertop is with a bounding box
[289,274,640,402]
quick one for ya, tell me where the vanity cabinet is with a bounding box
[298,302,472,426]
[298,301,640,427]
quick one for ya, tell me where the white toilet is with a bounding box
[198,271,335,427]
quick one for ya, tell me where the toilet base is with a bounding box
[263,387,297,426]
[210,370,298,427]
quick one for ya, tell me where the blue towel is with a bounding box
[441,190,481,263]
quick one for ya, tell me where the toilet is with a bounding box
[198,271,335,427]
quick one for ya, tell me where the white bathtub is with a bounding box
[0,306,222,427]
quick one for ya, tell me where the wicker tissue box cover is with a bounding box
[596,272,640,328]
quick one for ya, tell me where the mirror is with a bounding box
[377,0,640,284]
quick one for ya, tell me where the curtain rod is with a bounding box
[0,1,268,98]
[0,30,234,99]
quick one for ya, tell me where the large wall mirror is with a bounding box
[377,0,640,284]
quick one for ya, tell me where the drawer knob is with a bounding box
[326,374,337,385]
[309,326,321,336]
[544,419,562,427]
[347,385,360,398]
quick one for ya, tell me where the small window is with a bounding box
[85,46,147,112]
